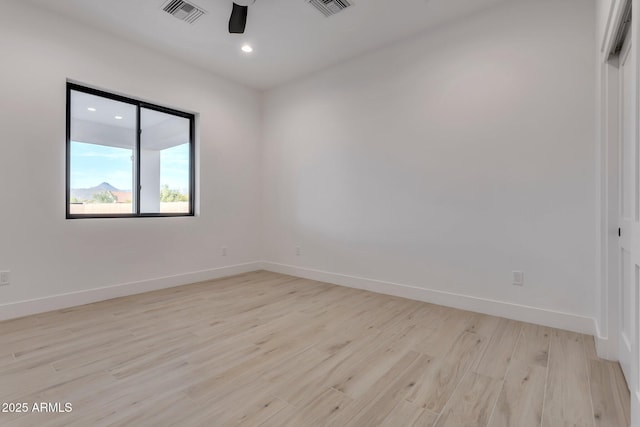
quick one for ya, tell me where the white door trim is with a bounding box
[597,0,629,361]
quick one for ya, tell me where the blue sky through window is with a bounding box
[70,141,190,192]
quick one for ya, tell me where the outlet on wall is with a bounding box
[296,246,301,256]
[221,247,228,256]
[0,271,10,286]
[512,271,524,286]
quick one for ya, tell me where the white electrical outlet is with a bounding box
[512,271,524,286]
[296,246,301,256]
[221,247,228,256]
[0,271,10,286]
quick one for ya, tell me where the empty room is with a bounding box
[0,0,636,425]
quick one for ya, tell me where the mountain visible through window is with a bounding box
[67,83,195,218]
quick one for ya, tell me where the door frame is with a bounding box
[618,23,633,382]
[598,0,632,361]
[599,0,640,422]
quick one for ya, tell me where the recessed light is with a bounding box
[87,107,96,112]
[241,44,253,53]
[114,116,123,120]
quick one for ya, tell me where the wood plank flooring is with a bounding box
[0,271,630,426]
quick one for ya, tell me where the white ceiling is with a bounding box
[28,0,510,90]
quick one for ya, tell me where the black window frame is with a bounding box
[66,82,196,219]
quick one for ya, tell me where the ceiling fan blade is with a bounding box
[229,3,248,34]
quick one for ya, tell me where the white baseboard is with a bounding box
[596,336,615,360]
[1,260,598,337]
[263,262,597,335]
[0,262,263,321]
[593,320,619,361]
[594,321,608,359]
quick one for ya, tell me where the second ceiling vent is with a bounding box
[162,0,206,24]
[308,0,352,17]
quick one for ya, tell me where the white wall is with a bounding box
[262,0,597,327]
[0,0,601,334]
[0,0,262,310]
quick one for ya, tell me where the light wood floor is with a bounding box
[0,271,630,426]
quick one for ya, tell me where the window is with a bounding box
[66,83,195,218]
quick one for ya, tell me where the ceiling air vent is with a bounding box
[308,0,352,17]
[162,0,206,24]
